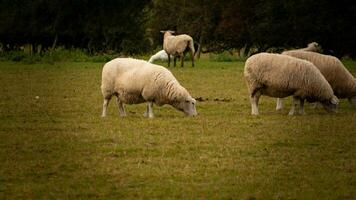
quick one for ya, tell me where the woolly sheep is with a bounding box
[244,53,339,115]
[148,50,173,63]
[161,30,195,67]
[275,42,321,110]
[101,58,197,118]
[282,51,356,105]
[298,42,321,52]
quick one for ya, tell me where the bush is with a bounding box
[0,47,120,63]
[209,51,246,62]
[90,55,113,63]
[0,51,27,62]
[0,47,187,64]
[41,47,90,63]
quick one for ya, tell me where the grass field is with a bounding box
[0,59,355,199]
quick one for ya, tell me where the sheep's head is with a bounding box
[308,42,322,53]
[160,30,175,38]
[182,97,197,117]
[321,95,339,113]
[172,96,197,117]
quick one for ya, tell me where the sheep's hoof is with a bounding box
[143,113,154,118]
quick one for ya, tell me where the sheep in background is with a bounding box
[161,30,195,67]
[244,53,338,115]
[101,58,197,118]
[298,42,321,52]
[148,50,173,63]
[281,51,356,106]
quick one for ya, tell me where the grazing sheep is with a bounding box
[161,30,195,67]
[148,50,173,63]
[244,53,339,115]
[284,51,356,104]
[275,42,321,110]
[298,42,321,52]
[101,58,197,118]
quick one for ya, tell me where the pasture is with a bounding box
[0,59,355,199]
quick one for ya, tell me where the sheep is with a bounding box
[101,58,197,118]
[160,30,195,67]
[280,51,356,107]
[275,42,321,110]
[148,50,173,63]
[298,42,321,52]
[244,53,339,115]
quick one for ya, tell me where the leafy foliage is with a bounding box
[0,0,356,58]
[149,0,356,57]
[0,0,151,55]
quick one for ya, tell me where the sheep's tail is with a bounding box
[188,40,195,55]
[187,39,195,67]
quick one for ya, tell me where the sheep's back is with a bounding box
[245,53,332,98]
[164,35,193,54]
[283,51,355,97]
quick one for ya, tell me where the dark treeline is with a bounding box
[1,0,355,58]
[0,0,151,54]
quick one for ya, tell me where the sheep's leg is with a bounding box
[250,92,261,115]
[348,97,356,107]
[288,96,299,115]
[299,98,306,115]
[312,102,322,109]
[189,48,195,67]
[167,53,171,67]
[311,102,317,109]
[180,53,184,67]
[116,98,126,117]
[144,101,154,118]
[102,96,112,117]
[174,56,177,67]
[276,98,284,110]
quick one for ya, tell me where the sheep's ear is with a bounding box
[331,95,339,105]
[169,30,175,34]
[160,30,166,33]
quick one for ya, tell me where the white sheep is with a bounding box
[275,42,321,110]
[148,50,173,63]
[101,58,197,118]
[280,51,356,107]
[298,42,321,52]
[244,53,339,115]
[160,30,195,67]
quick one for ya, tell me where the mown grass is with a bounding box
[0,59,355,199]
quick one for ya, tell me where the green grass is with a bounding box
[0,59,355,199]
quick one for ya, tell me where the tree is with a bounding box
[0,0,152,55]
